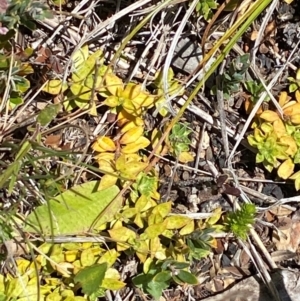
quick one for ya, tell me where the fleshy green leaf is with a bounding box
[74,263,107,296]
[25,182,120,234]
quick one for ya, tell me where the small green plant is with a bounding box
[0,0,53,31]
[212,54,250,100]
[243,80,270,114]
[166,122,194,163]
[224,203,256,240]
[287,68,300,93]
[0,49,34,108]
[133,259,197,300]
[194,0,218,19]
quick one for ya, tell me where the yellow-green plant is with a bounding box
[248,91,300,190]
[42,45,110,114]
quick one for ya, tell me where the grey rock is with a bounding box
[202,269,300,301]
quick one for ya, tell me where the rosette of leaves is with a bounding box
[224,203,256,240]
[103,73,157,117]
[248,91,300,189]
[166,122,194,163]
[212,54,250,100]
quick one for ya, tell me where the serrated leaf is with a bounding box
[74,263,107,296]
[25,182,120,234]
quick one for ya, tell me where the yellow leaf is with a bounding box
[143,257,153,274]
[134,212,144,228]
[145,223,166,239]
[178,151,194,163]
[135,240,149,263]
[150,237,166,260]
[290,170,300,180]
[179,220,195,235]
[19,63,34,75]
[296,90,300,103]
[97,160,115,173]
[71,45,89,70]
[105,73,123,96]
[108,226,136,251]
[70,83,91,100]
[102,278,126,290]
[164,216,191,229]
[99,174,118,190]
[151,128,163,154]
[95,152,115,162]
[279,136,297,156]
[104,95,121,107]
[283,103,300,116]
[80,249,95,266]
[121,136,150,154]
[120,126,144,145]
[273,119,287,138]
[290,114,300,124]
[207,207,223,225]
[279,91,289,107]
[259,110,280,122]
[119,161,147,180]
[122,83,141,100]
[93,136,116,152]
[132,92,155,108]
[117,110,144,127]
[135,195,149,211]
[120,120,140,134]
[64,250,77,263]
[97,249,119,267]
[294,177,300,191]
[122,98,143,116]
[278,159,294,179]
[42,80,68,95]
[151,201,172,218]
